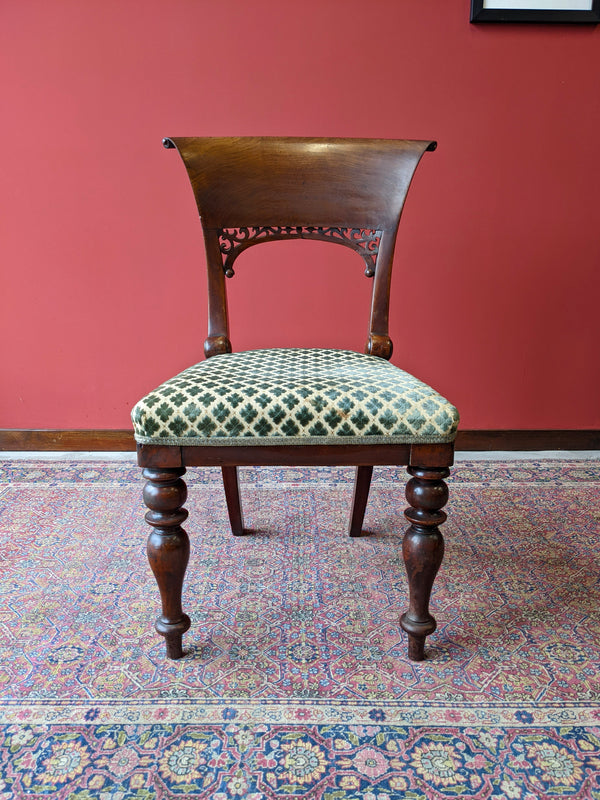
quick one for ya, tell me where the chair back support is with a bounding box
[164,137,436,360]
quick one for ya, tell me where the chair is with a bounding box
[132,137,459,663]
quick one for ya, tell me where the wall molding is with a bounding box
[1,429,599,452]
[455,429,600,451]
[0,430,136,451]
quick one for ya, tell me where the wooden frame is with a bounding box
[137,441,454,664]
[470,0,600,22]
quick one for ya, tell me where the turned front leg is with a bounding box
[143,467,191,659]
[401,466,449,661]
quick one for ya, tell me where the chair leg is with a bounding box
[348,465,373,537]
[222,466,248,536]
[143,467,191,659]
[400,465,449,661]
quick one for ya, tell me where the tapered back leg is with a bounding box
[348,465,374,537]
[221,466,248,536]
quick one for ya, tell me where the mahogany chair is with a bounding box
[132,137,459,663]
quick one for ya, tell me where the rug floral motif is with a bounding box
[1,459,599,798]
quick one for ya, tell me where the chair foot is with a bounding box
[143,467,191,659]
[155,617,190,659]
[399,616,430,661]
[349,466,373,537]
[400,465,449,661]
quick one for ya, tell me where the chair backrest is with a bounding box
[164,136,436,360]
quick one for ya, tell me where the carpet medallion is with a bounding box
[0,460,599,798]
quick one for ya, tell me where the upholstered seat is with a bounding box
[132,348,458,446]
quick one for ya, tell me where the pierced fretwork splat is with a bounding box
[217,226,382,277]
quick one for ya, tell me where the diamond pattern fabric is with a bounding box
[131,348,459,446]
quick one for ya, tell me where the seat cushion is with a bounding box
[131,348,459,446]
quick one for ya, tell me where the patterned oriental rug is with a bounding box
[0,459,599,799]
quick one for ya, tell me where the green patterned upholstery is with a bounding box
[132,348,459,446]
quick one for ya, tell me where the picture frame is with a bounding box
[470,0,600,22]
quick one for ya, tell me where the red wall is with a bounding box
[2,0,599,430]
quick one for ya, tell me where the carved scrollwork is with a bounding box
[217,226,382,277]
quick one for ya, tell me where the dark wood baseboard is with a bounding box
[1,429,599,452]
[455,429,600,451]
[0,429,136,451]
